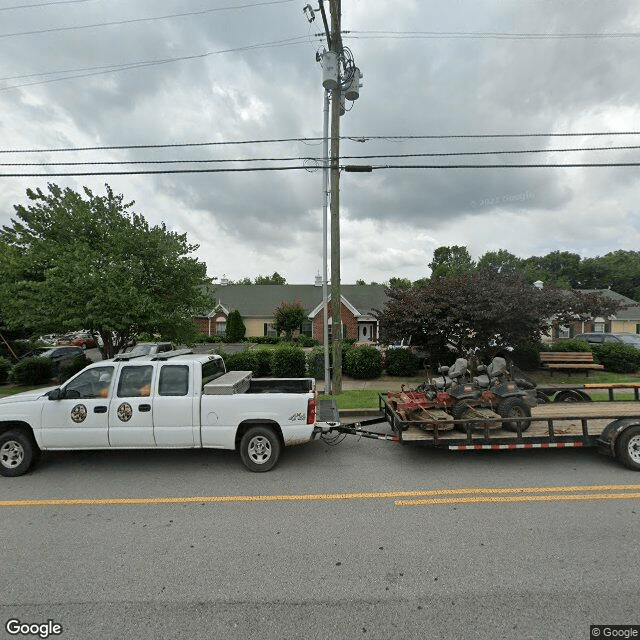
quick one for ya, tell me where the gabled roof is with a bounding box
[202,284,388,318]
[575,289,640,320]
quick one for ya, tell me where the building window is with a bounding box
[557,325,570,339]
[264,322,277,337]
[301,321,312,337]
[593,321,605,333]
[216,321,226,335]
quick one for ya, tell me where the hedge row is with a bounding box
[508,339,640,373]
[1,354,92,386]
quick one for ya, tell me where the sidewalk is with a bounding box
[316,377,413,393]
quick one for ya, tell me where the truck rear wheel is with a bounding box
[0,430,35,477]
[239,425,281,472]
[616,426,640,471]
[497,397,531,432]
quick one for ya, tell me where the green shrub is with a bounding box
[296,335,319,348]
[307,346,330,379]
[225,310,246,342]
[57,355,92,383]
[344,345,382,379]
[591,343,640,373]
[510,342,542,370]
[270,344,306,377]
[253,348,273,376]
[0,356,11,384]
[544,339,591,353]
[10,357,55,385]
[246,336,282,345]
[223,350,259,375]
[385,348,419,376]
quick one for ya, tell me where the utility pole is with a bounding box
[303,0,363,396]
[329,0,342,395]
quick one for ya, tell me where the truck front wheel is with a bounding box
[0,430,35,477]
[239,425,281,472]
[616,426,640,471]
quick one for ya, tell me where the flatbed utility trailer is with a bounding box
[537,382,640,403]
[330,394,640,471]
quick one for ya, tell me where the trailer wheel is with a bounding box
[615,426,640,471]
[497,397,531,432]
[554,389,590,403]
[536,391,551,404]
[239,425,281,472]
[0,430,35,477]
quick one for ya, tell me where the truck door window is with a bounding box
[117,365,154,397]
[65,366,115,399]
[158,365,189,396]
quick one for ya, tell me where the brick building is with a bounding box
[194,280,387,342]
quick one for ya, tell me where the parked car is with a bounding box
[21,346,86,367]
[573,332,640,349]
[56,331,98,350]
[122,342,174,357]
[37,334,59,346]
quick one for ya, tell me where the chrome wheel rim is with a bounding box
[628,435,640,464]
[247,435,272,465]
[0,440,25,470]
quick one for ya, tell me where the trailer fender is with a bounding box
[597,418,640,457]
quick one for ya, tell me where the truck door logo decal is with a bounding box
[70,404,87,423]
[117,402,133,422]
[288,412,306,422]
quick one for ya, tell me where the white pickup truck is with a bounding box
[0,350,323,476]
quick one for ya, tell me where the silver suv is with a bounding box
[574,332,640,349]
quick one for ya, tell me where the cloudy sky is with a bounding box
[1,0,640,284]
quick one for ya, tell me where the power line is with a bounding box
[3,162,640,177]
[3,144,640,166]
[2,132,640,154]
[0,0,92,10]
[343,29,640,41]
[0,0,296,38]
[368,163,640,169]
[0,36,320,91]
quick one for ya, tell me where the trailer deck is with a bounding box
[327,393,640,470]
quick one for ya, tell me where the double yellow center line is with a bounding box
[2,484,640,508]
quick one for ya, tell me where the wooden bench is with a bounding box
[539,352,604,376]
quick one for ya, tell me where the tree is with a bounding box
[388,277,412,289]
[254,272,286,285]
[428,245,476,278]
[273,300,307,341]
[355,279,366,285]
[225,310,246,342]
[476,249,522,274]
[579,251,640,300]
[0,184,210,358]
[377,270,618,360]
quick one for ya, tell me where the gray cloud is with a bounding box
[1,0,639,283]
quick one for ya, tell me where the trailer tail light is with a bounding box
[307,396,317,424]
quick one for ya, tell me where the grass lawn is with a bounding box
[0,384,52,398]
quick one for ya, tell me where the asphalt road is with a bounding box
[1,428,639,640]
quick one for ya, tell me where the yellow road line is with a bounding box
[1,484,640,508]
[396,492,640,506]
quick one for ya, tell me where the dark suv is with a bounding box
[22,346,86,366]
[574,332,640,349]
